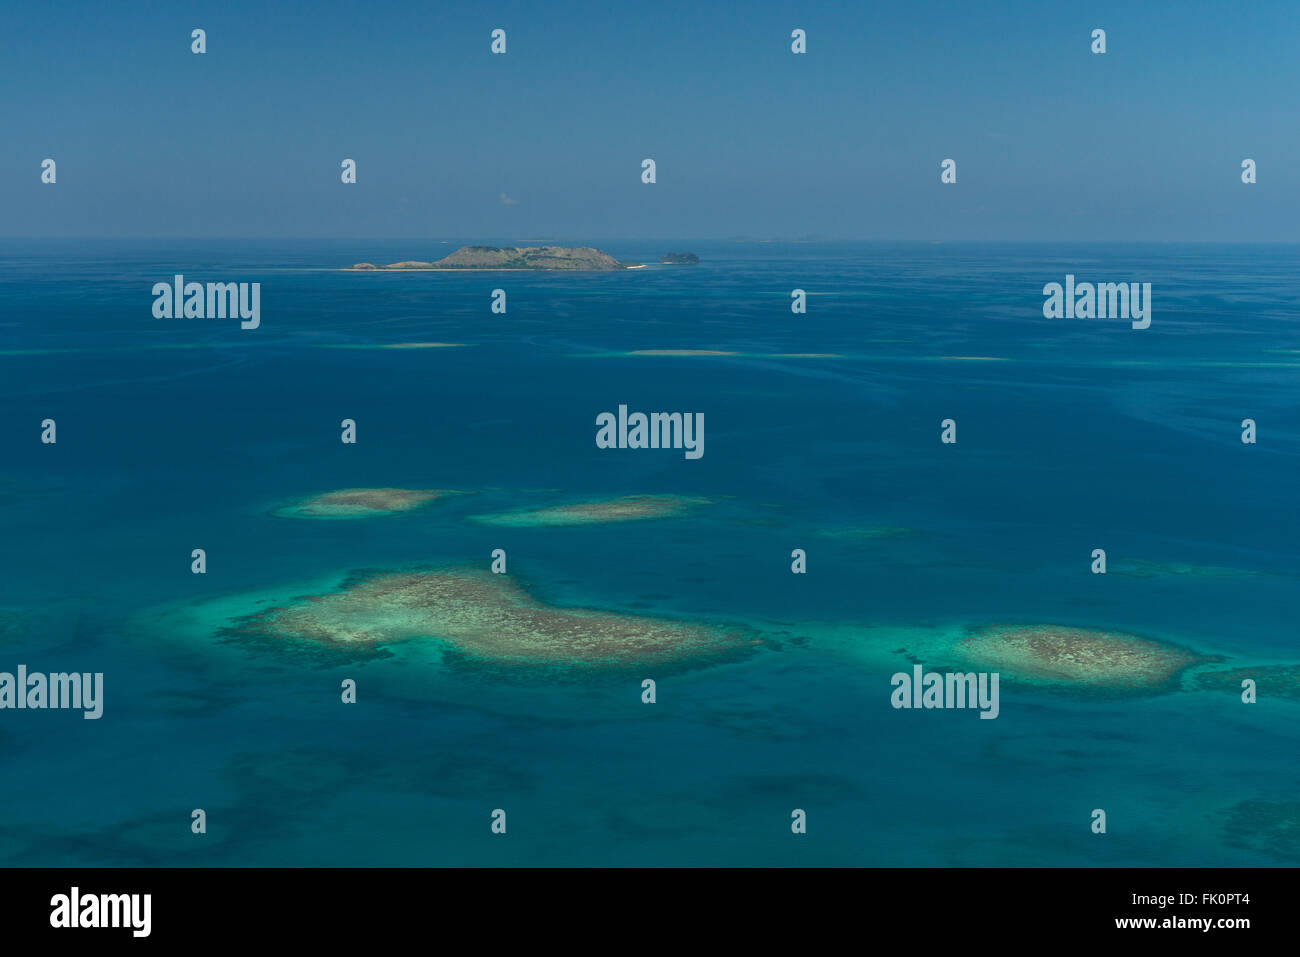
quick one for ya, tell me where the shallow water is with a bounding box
[1,239,1296,865]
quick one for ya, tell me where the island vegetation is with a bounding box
[350,245,637,271]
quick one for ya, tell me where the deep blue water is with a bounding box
[1,239,1297,866]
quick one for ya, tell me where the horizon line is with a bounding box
[3,237,1300,245]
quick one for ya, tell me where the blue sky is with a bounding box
[2,0,1296,239]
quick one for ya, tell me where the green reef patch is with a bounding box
[1191,664,1300,701]
[274,488,465,519]
[1218,800,1300,863]
[953,624,1213,694]
[470,494,710,527]
[217,566,760,669]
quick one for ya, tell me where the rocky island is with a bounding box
[659,252,700,264]
[350,245,637,271]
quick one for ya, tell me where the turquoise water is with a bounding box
[1,240,1297,866]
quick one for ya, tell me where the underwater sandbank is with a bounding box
[815,526,912,541]
[319,342,467,350]
[1111,559,1258,580]
[626,350,739,357]
[955,624,1210,692]
[219,567,758,668]
[470,494,709,527]
[275,488,464,519]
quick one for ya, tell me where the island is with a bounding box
[659,252,700,264]
[349,245,638,271]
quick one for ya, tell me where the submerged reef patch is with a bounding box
[470,494,709,527]
[218,566,759,669]
[814,525,912,541]
[626,350,739,356]
[1191,664,1300,701]
[275,488,464,519]
[955,624,1210,693]
[1218,800,1300,863]
[1111,559,1259,580]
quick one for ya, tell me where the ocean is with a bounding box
[1,239,1297,866]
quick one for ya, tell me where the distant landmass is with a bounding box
[350,245,637,271]
[659,252,700,264]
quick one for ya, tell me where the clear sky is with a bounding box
[2,0,1296,239]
